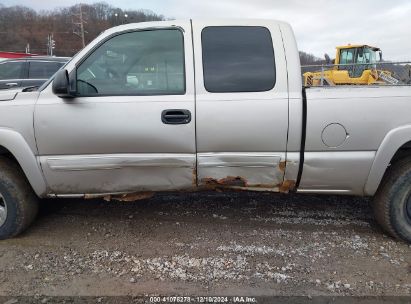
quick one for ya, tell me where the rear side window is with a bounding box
[29,61,65,79]
[0,61,25,80]
[202,26,276,93]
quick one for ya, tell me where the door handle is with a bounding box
[161,109,191,125]
[5,83,18,87]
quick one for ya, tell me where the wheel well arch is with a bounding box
[390,141,411,164]
[0,144,38,194]
[0,130,48,197]
[0,145,19,163]
[365,126,411,196]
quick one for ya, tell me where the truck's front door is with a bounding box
[192,21,289,191]
[35,22,196,195]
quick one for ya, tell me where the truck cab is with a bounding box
[37,20,301,195]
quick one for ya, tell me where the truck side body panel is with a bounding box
[299,86,411,195]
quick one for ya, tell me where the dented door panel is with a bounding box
[35,21,196,195]
[192,20,290,191]
[197,153,284,190]
[39,153,195,194]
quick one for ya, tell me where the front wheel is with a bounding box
[0,156,39,240]
[373,156,411,243]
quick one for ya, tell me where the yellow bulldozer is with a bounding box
[303,44,400,86]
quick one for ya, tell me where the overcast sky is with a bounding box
[2,0,411,61]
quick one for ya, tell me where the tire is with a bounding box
[0,156,39,240]
[373,156,411,243]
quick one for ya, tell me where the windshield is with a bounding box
[357,47,377,64]
[339,47,378,65]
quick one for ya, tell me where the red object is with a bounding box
[0,52,37,59]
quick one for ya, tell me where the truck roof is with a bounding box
[101,19,292,35]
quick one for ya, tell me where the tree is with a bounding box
[0,2,164,56]
[299,51,324,66]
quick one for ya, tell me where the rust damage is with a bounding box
[279,161,287,173]
[85,192,154,202]
[202,176,248,187]
[279,180,296,193]
[84,194,104,199]
[200,176,296,193]
[84,192,154,202]
[104,192,154,202]
[192,167,198,187]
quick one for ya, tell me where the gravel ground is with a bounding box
[0,191,410,296]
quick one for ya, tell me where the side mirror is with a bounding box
[379,51,383,62]
[52,69,75,98]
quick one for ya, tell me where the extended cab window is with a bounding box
[201,26,275,93]
[76,29,185,96]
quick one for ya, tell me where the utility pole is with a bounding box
[46,34,55,56]
[73,3,87,48]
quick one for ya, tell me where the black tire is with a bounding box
[373,156,411,243]
[0,156,39,239]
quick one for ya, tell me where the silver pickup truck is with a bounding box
[1,19,411,242]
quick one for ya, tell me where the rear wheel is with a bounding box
[373,156,411,243]
[0,156,38,239]
[0,193,7,227]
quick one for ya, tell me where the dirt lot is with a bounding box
[0,191,410,297]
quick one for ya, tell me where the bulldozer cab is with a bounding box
[336,45,380,77]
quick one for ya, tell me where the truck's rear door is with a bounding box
[192,20,289,190]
